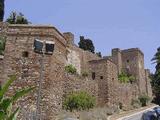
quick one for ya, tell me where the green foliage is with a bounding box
[118,72,135,83]
[138,94,150,107]
[0,36,6,55]
[82,71,88,77]
[65,64,77,74]
[151,47,160,105]
[78,36,95,53]
[0,0,4,21]
[0,75,35,120]
[63,91,95,112]
[6,11,30,24]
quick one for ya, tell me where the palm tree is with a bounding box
[0,75,35,119]
[151,47,160,105]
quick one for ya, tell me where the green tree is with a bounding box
[138,94,150,107]
[78,36,95,53]
[151,47,160,105]
[6,11,30,24]
[0,75,35,119]
[0,0,4,21]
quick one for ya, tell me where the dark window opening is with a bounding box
[112,78,114,81]
[22,51,29,57]
[92,72,96,80]
[100,76,103,79]
[127,59,129,63]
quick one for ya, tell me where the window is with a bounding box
[22,51,29,57]
[100,76,103,79]
[92,72,96,80]
[127,59,129,63]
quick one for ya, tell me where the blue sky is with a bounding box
[5,0,160,72]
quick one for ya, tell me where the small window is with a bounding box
[100,76,103,79]
[112,78,114,81]
[22,51,29,57]
[92,72,96,80]
[127,59,129,63]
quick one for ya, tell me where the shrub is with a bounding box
[118,72,135,83]
[63,91,95,112]
[65,64,77,74]
[138,94,150,107]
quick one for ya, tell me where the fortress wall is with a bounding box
[89,59,109,106]
[63,75,98,104]
[0,24,68,119]
[0,23,153,119]
[118,83,139,110]
[106,59,119,107]
[121,48,147,95]
[66,44,100,74]
[88,59,119,107]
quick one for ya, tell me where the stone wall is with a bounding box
[0,23,68,119]
[88,59,119,107]
[0,23,101,119]
[145,69,152,98]
[0,23,153,119]
[63,74,98,103]
[118,83,139,109]
[64,32,100,74]
[121,48,147,95]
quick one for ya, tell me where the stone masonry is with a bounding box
[0,22,152,119]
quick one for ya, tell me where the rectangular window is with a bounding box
[92,72,96,80]
[22,51,29,57]
[100,76,103,79]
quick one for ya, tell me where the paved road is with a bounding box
[117,105,158,120]
[122,112,143,120]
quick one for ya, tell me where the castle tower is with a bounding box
[112,48,122,74]
[121,48,146,95]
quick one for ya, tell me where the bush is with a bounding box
[63,91,95,112]
[65,64,77,74]
[118,72,135,83]
[138,94,150,107]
